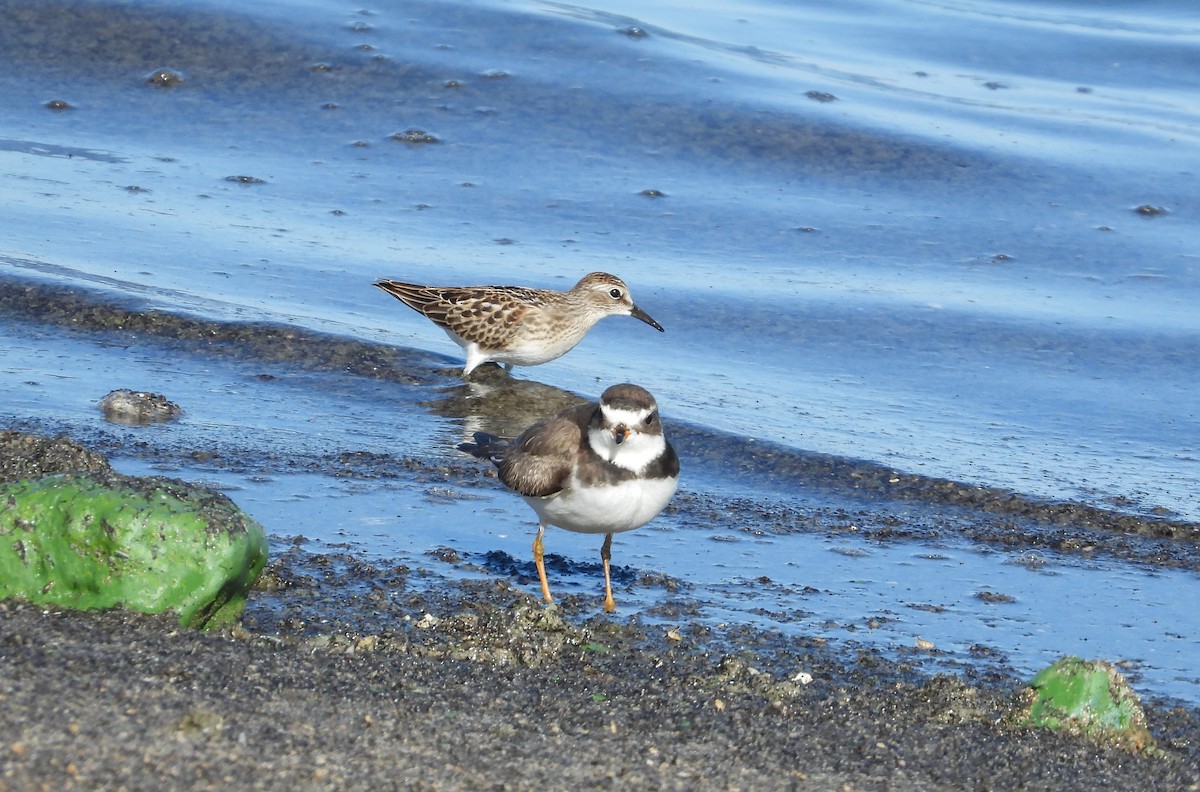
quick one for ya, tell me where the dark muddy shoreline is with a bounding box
[4,431,1200,789]
[4,546,1200,791]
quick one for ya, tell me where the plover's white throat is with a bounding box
[374,272,663,377]
[460,383,680,612]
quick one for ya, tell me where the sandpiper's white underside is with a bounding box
[450,331,589,374]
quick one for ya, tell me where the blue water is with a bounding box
[3,0,1200,698]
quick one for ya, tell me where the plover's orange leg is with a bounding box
[533,523,553,604]
[601,533,616,613]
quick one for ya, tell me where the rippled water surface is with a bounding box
[3,0,1199,701]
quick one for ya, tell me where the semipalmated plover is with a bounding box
[374,272,663,377]
[460,383,679,612]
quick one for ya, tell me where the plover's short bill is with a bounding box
[460,383,679,612]
[373,272,663,377]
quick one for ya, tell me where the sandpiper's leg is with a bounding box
[601,533,616,613]
[461,343,485,379]
[533,523,553,604]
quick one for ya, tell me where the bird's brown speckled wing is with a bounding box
[432,290,534,347]
[375,282,557,346]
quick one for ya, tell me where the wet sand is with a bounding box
[3,434,1200,790]
[4,553,1200,790]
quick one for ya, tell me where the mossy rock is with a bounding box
[1020,656,1156,754]
[0,473,267,629]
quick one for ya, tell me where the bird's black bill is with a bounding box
[630,304,664,332]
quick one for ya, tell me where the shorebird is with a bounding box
[373,272,663,376]
[460,383,679,612]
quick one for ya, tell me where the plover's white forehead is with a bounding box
[599,403,654,427]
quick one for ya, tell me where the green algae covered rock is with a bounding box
[0,473,267,629]
[1020,656,1156,754]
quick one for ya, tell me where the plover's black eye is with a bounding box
[609,288,622,299]
[644,412,655,425]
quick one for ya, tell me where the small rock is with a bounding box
[391,129,439,144]
[98,389,182,425]
[145,67,185,88]
[1020,656,1156,754]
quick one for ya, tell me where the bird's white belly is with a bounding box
[524,475,678,534]
[488,333,583,367]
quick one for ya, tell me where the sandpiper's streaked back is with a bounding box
[373,272,663,377]
[460,383,680,612]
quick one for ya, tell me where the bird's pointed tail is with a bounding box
[457,432,508,466]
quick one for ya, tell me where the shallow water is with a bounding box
[4,303,1200,704]
[3,0,1200,701]
[116,457,1200,708]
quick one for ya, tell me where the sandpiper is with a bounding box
[460,383,679,612]
[373,272,663,377]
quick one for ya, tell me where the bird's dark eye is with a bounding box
[644,412,655,425]
[609,288,622,299]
